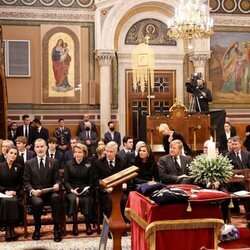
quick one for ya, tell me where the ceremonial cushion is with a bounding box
[166,184,202,191]
[149,187,189,205]
[167,184,230,202]
[188,189,230,203]
[136,182,166,196]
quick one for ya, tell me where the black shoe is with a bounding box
[32,229,40,240]
[72,225,79,236]
[86,224,93,235]
[54,229,62,242]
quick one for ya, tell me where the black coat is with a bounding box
[23,157,60,193]
[157,154,192,184]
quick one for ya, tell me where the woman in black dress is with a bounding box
[0,146,23,241]
[64,143,94,236]
[131,144,159,187]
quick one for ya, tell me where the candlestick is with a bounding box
[207,137,216,159]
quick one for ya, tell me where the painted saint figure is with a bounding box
[221,41,248,93]
[51,39,73,92]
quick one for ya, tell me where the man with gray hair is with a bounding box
[158,139,192,184]
[92,141,128,218]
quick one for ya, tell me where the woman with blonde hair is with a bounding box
[159,123,191,155]
[64,143,94,236]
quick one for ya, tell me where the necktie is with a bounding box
[236,152,243,168]
[40,158,45,178]
[50,154,54,159]
[21,153,24,160]
[86,131,89,139]
[109,160,114,169]
[174,157,182,174]
[25,126,28,138]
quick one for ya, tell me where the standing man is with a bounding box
[33,119,49,142]
[104,121,121,149]
[79,121,98,157]
[23,138,62,242]
[77,114,98,136]
[53,118,71,154]
[8,122,18,142]
[16,115,36,150]
[157,140,193,184]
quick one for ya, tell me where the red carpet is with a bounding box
[219,228,250,249]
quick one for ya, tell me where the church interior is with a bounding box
[0,0,250,249]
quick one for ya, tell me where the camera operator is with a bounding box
[186,73,212,112]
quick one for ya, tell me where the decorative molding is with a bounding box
[95,49,116,67]
[0,6,95,22]
[0,0,94,8]
[212,14,250,26]
[189,53,211,67]
[210,0,250,15]
[100,6,113,29]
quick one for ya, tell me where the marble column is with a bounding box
[189,52,210,78]
[95,50,115,136]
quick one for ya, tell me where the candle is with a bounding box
[207,137,216,159]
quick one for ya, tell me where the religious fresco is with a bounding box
[125,18,176,46]
[209,28,250,108]
[43,27,80,103]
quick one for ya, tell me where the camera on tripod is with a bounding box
[185,72,203,97]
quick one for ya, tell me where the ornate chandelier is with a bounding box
[167,0,214,40]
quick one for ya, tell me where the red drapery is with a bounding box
[126,191,224,250]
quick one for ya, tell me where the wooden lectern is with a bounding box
[100,166,139,250]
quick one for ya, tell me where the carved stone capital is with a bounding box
[189,52,211,67]
[95,49,116,66]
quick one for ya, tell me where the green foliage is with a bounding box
[189,154,233,184]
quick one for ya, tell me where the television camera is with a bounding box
[185,72,204,112]
[185,72,203,97]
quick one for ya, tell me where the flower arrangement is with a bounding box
[189,154,234,184]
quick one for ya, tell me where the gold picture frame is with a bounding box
[42,27,80,103]
[209,26,250,109]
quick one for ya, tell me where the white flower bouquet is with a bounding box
[189,154,234,184]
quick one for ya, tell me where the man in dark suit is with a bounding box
[7,122,18,143]
[158,139,193,184]
[93,141,128,218]
[76,114,98,136]
[16,115,36,150]
[46,136,64,168]
[225,136,250,214]
[33,119,49,142]
[23,138,62,242]
[117,135,135,164]
[15,136,36,163]
[53,118,71,154]
[63,136,79,167]
[104,121,121,149]
[79,121,98,157]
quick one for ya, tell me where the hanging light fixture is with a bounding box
[167,0,214,41]
[131,36,155,92]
